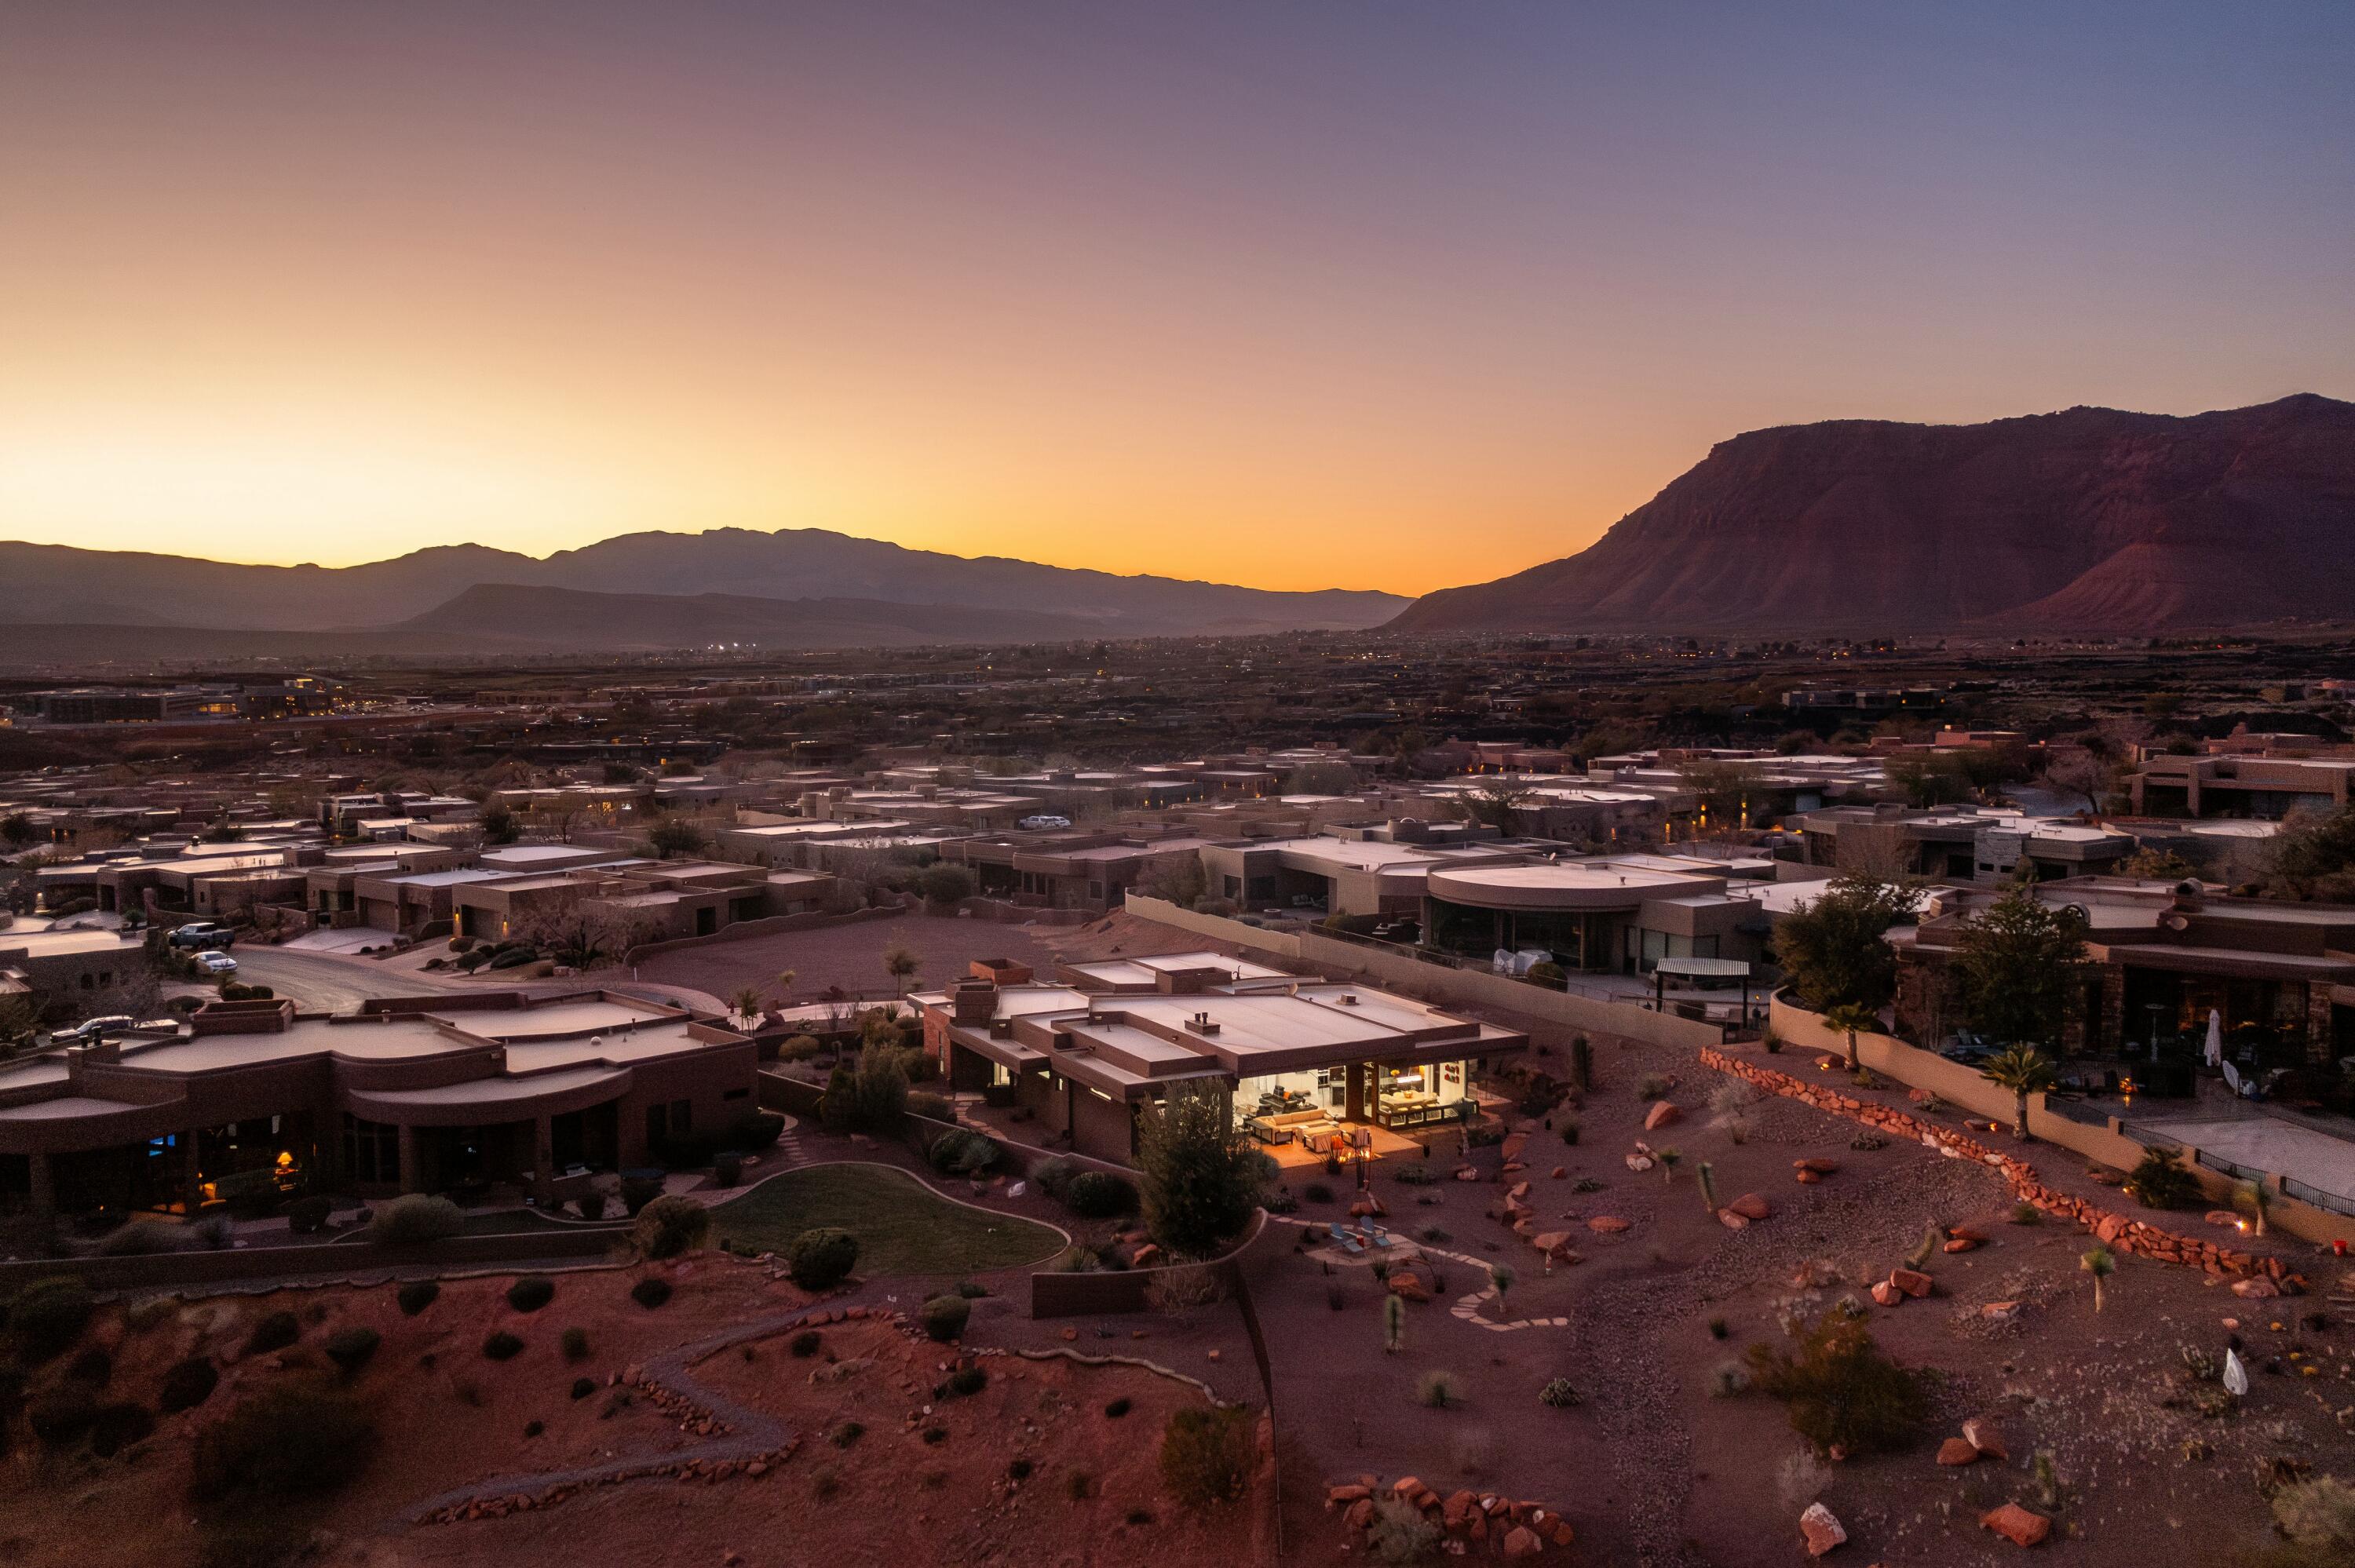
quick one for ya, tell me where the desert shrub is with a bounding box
[97,1220,182,1256]
[244,1311,301,1356]
[560,1326,590,1362]
[1710,1362,1752,1397]
[159,1357,220,1413]
[1417,1369,1462,1409]
[955,1280,989,1299]
[905,1090,954,1124]
[481,1331,525,1361]
[504,1275,557,1313]
[89,1401,154,1457]
[1104,1397,1132,1418]
[790,1330,822,1358]
[283,1194,334,1235]
[396,1280,440,1317]
[829,1420,864,1448]
[1638,1074,1674,1099]
[922,1294,972,1343]
[1064,1169,1137,1219]
[630,1276,674,1309]
[189,1214,236,1249]
[929,1128,999,1177]
[2123,1145,2201,1211]
[571,1377,597,1400]
[27,1386,99,1449]
[188,1384,379,1502]
[1159,1405,1254,1507]
[619,1174,666,1216]
[9,1277,95,1361]
[1032,1156,1078,1202]
[710,1154,743,1188]
[2271,1477,2355,1554]
[323,1327,379,1373]
[2010,1201,2043,1225]
[947,1366,988,1398]
[1743,1304,1927,1457]
[788,1227,860,1290]
[922,1425,947,1445]
[633,1195,711,1260]
[1707,1316,1729,1340]
[1367,1497,1443,1563]
[68,1347,112,1387]
[1538,1378,1580,1409]
[122,1295,177,1334]
[1065,1469,1093,1500]
[367,1194,464,1245]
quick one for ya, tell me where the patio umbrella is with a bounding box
[2204,1009,2224,1070]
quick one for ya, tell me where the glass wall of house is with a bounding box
[1426,898,1606,968]
[2121,966,2314,1067]
[1237,1061,1474,1131]
[1372,1059,1470,1129]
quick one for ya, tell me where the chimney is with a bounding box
[951,979,999,1024]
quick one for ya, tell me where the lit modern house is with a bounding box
[915,954,1527,1164]
[0,991,755,1220]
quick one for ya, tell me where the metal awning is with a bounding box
[1654,957,1751,980]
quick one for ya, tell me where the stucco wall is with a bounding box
[1765,992,2354,1247]
[1123,895,1727,1052]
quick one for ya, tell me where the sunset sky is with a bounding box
[2,2,2350,596]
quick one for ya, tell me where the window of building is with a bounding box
[723,1087,750,1102]
[341,1114,399,1185]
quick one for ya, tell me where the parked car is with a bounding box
[47,1014,133,1047]
[168,922,235,950]
[192,951,239,977]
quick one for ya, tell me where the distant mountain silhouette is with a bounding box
[1389,395,2355,635]
[389,584,1122,651]
[0,527,1405,638]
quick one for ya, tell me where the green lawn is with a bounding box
[710,1162,1064,1276]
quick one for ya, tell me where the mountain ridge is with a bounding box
[0,527,1406,636]
[1390,393,2355,636]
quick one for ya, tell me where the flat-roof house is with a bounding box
[0,990,755,1219]
[916,957,1525,1165]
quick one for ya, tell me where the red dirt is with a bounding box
[635,913,1057,1002]
[0,1253,1272,1568]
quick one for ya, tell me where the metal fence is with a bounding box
[2282,1177,2355,1218]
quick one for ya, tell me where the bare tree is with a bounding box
[515,889,653,971]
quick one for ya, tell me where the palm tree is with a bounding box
[2080,1245,2114,1313]
[883,943,919,996]
[1488,1264,1515,1322]
[772,968,798,1008]
[1981,1044,2061,1142]
[1820,1001,1881,1074]
[729,986,764,1026]
[1657,1147,1681,1186]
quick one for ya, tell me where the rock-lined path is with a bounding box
[391,1289,897,1530]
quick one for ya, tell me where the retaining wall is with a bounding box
[1028,1208,1272,1318]
[1765,994,2355,1248]
[0,1224,626,1296]
[1701,1045,2320,1286]
[1123,895,1727,1052]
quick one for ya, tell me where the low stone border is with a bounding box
[398,1300,901,1529]
[1699,1048,2307,1291]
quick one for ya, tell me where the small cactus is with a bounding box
[1696,1160,1718,1213]
[1382,1292,1405,1354]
